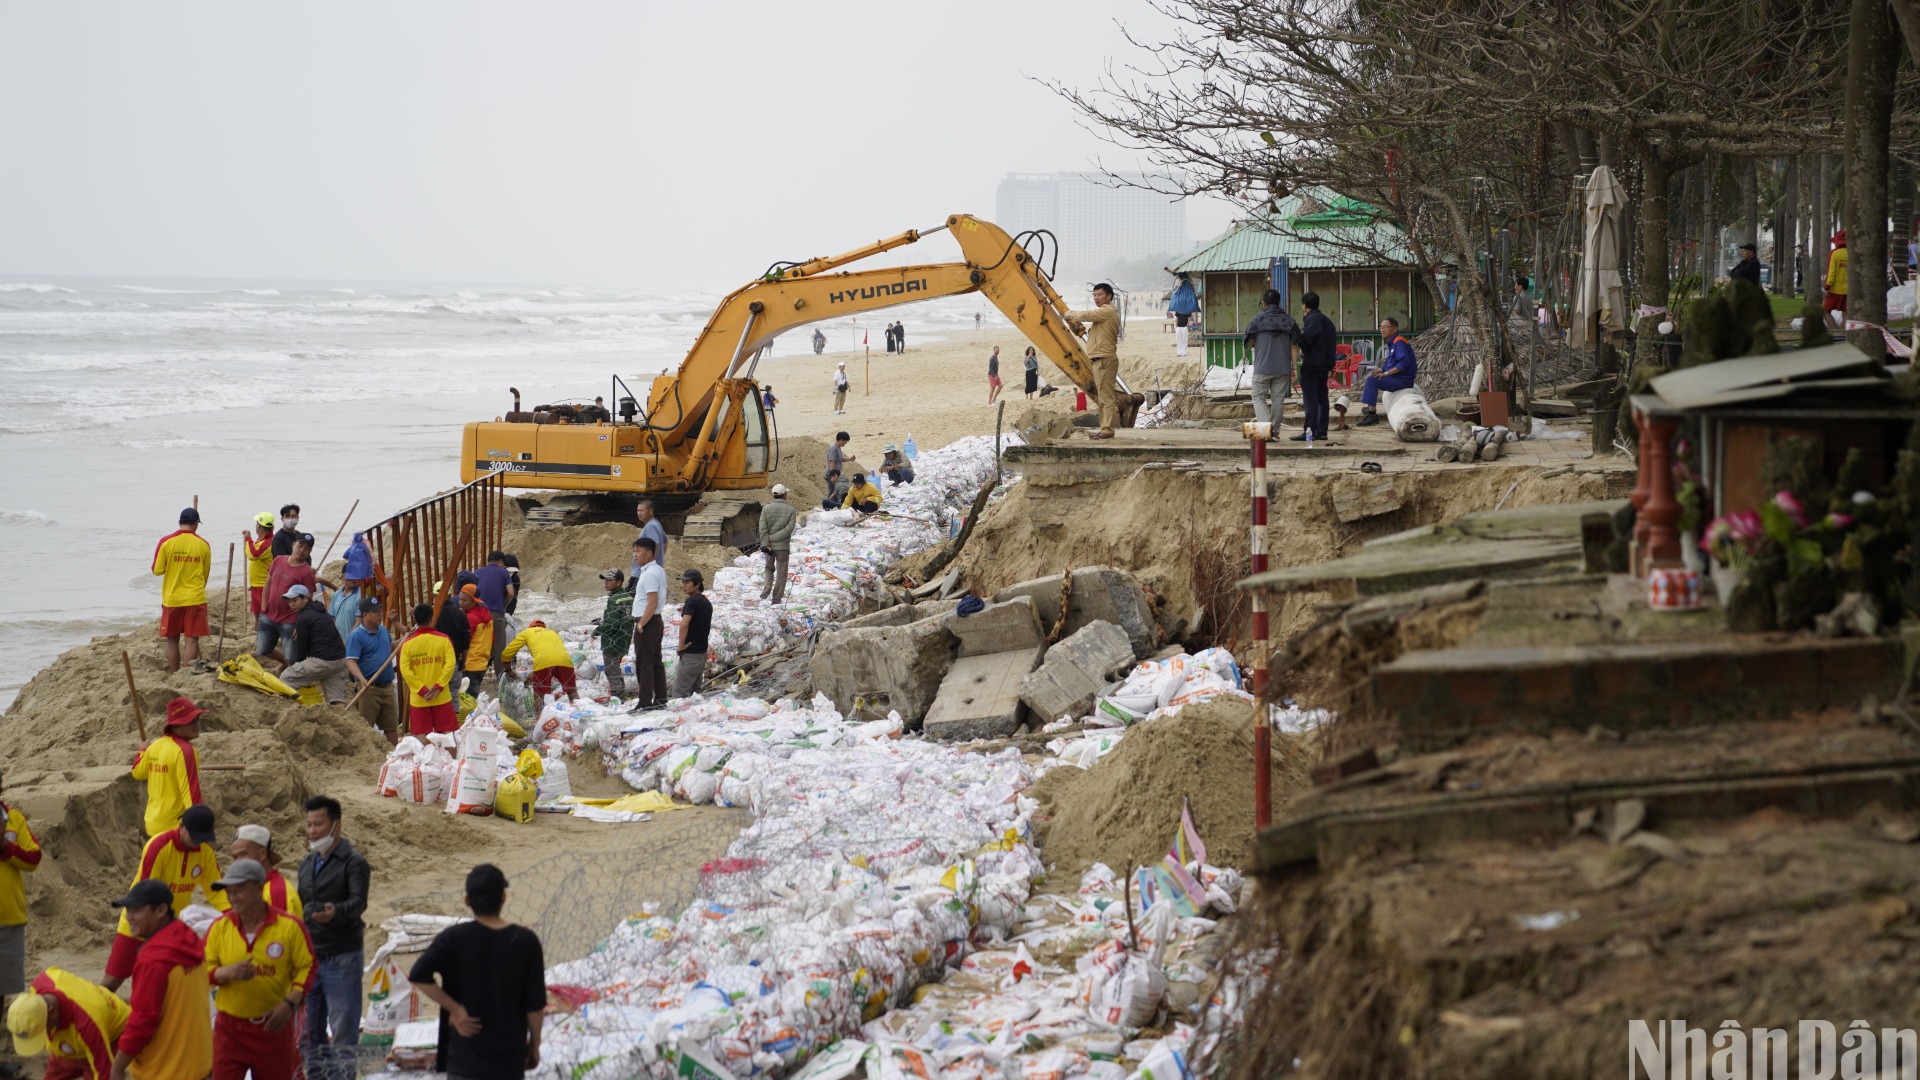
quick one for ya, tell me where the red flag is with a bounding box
[862,331,868,345]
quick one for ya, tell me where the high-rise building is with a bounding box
[993,172,1187,278]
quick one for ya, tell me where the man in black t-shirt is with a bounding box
[671,569,712,699]
[410,864,546,1080]
[281,585,352,704]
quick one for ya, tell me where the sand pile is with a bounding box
[1031,696,1314,875]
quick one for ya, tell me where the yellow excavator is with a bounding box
[460,214,1138,515]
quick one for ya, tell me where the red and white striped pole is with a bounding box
[1245,421,1272,828]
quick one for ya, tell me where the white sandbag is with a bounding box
[1383,387,1440,442]
[535,755,571,804]
[445,757,496,815]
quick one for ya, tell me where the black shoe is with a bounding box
[1288,433,1310,441]
[1355,412,1381,427]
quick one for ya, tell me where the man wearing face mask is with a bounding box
[296,795,368,1080]
[269,505,303,559]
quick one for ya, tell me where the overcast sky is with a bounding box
[0,3,1236,288]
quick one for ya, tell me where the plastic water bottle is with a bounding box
[1305,429,1314,449]
[903,434,918,461]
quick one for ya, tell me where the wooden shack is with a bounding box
[1168,189,1439,368]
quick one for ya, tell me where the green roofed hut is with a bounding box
[1167,189,1440,369]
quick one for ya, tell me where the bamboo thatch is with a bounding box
[1411,308,1598,398]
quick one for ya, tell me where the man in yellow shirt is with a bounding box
[151,508,212,672]
[205,859,314,1080]
[105,805,226,992]
[0,788,40,1031]
[106,879,211,1080]
[130,698,204,838]
[841,473,883,515]
[1824,229,1849,329]
[398,603,458,737]
[6,968,129,1080]
[242,511,275,621]
[501,619,576,702]
[1067,283,1123,439]
[231,825,301,919]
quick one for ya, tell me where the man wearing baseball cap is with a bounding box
[259,533,328,666]
[232,824,302,918]
[757,484,796,603]
[456,583,494,698]
[107,878,211,1080]
[105,805,226,992]
[7,967,127,1080]
[501,620,576,702]
[594,569,634,699]
[346,600,401,744]
[243,512,276,621]
[206,859,314,1080]
[151,507,211,673]
[280,585,352,706]
[130,697,205,838]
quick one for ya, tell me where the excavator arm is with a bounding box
[647,215,1127,485]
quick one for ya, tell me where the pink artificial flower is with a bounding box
[1826,513,1854,530]
[1772,490,1807,528]
[1727,510,1764,540]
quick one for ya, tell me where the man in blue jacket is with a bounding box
[1242,289,1297,429]
[1293,292,1338,441]
[1355,318,1418,427]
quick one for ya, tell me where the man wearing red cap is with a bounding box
[500,620,575,702]
[105,805,226,992]
[1825,230,1849,329]
[457,584,494,698]
[131,699,204,839]
[152,507,211,673]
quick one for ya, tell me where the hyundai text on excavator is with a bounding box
[459,214,1139,533]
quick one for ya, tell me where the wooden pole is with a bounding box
[318,499,360,569]
[431,523,476,624]
[122,651,149,743]
[215,542,235,662]
[201,764,247,772]
[865,345,871,397]
[344,650,399,710]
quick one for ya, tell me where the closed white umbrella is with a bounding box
[1570,166,1626,349]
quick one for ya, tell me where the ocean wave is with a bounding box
[0,509,56,527]
[239,288,280,296]
[0,283,75,294]
[116,437,215,451]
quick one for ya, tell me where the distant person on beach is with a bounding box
[881,444,914,485]
[812,329,826,354]
[1355,318,1418,426]
[457,584,494,697]
[399,604,458,737]
[501,620,574,702]
[884,321,896,354]
[408,865,546,1080]
[107,876,211,1080]
[842,472,882,514]
[975,311,982,331]
[762,385,778,413]
[346,601,399,743]
[205,857,313,1080]
[1023,346,1040,398]
[1295,291,1336,441]
[0,786,42,1019]
[826,431,856,487]
[758,485,796,603]
[821,469,850,511]
[1067,283,1123,439]
[270,505,302,559]
[630,538,668,708]
[132,696,205,838]
[231,823,302,917]
[106,804,225,992]
[280,585,352,706]
[895,322,906,353]
[986,346,1004,403]
[832,363,850,415]
[152,507,211,673]
[595,569,633,698]
[260,534,328,665]
[1243,288,1297,430]
[299,795,370,1078]
[244,511,275,621]
[672,570,711,699]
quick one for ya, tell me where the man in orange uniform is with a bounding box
[130,698,204,839]
[205,860,314,1080]
[242,512,275,621]
[397,603,458,737]
[457,584,494,698]
[230,825,302,918]
[106,879,211,1080]
[104,805,226,992]
[6,968,129,1080]
[0,782,41,1056]
[151,507,211,673]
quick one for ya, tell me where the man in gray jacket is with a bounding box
[757,484,798,603]
[1243,289,1298,429]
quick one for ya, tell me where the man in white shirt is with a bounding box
[630,537,669,708]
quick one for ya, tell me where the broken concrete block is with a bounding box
[946,596,1045,657]
[993,566,1158,659]
[841,598,964,631]
[923,646,1044,741]
[810,617,958,723]
[1019,621,1135,722]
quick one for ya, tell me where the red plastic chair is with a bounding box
[1331,345,1361,388]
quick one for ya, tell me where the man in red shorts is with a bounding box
[151,508,211,672]
[397,603,459,736]
[501,619,577,702]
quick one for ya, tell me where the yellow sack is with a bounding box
[455,692,478,720]
[495,773,537,824]
[501,716,527,740]
[217,655,296,697]
[295,685,323,707]
[514,748,544,780]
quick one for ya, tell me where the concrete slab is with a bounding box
[810,616,959,723]
[1020,621,1136,722]
[923,646,1044,741]
[994,566,1159,659]
[946,596,1046,657]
